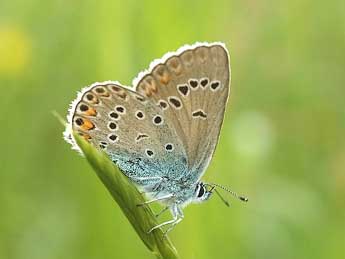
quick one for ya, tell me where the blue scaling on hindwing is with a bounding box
[109,150,191,196]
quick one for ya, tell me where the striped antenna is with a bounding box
[206,183,249,202]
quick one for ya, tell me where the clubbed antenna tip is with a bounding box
[239,196,249,202]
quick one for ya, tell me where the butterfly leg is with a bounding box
[132,176,163,195]
[162,206,184,237]
[137,194,173,207]
[148,203,183,235]
[131,176,163,188]
[155,206,169,218]
[131,176,163,181]
[147,214,177,233]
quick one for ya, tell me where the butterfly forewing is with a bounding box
[134,43,230,179]
[65,82,188,184]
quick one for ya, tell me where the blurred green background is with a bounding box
[1,0,344,258]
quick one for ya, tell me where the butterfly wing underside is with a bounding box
[134,43,230,180]
[64,82,188,186]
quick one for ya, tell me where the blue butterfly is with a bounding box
[64,42,247,235]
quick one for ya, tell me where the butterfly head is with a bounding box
[193,182,213,203]
[192,182,249,206]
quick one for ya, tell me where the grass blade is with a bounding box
[73,132,179,259]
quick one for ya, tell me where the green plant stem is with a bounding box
[73,133,179,259]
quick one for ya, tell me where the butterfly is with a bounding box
[64,42,247,235]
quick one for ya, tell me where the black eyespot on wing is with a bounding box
[95,87,105,93]
[153,115,163,125]
[109,112,119,119]
[108,122,117,130]
[146,149,154,157]
[168,96,182,109]
[200,78,209,87]
[189,79,198,89]
[178,85,189,96]
[115,106,125,113]
[210,81,220,90]
[136,134,149,142]
[135,95,146,102]
[108,134,118,142]
[86,94,94,101]
[75,118,84,126]
[80,104,89,111]
[135,111,144,119]
[192,109,207,119]
[99,141,108,149]
[165,143,174,151]
[158,100,168,110]
[111,85,121,92]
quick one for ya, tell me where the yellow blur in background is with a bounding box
[0,1,344,259]
[0,26,31,76]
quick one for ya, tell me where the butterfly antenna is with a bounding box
[208,183,249,202]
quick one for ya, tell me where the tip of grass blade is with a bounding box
[72,132,179,259]
[52,110,67,126]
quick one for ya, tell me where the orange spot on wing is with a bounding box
[85,108,97,116]
[81,119,95,130]
[144,87,152,97]
[160,74,170,85]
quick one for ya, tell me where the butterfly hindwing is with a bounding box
[64,81,188,186]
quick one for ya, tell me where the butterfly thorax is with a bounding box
[113,155,201,204]
[158,177,195,204]
[136,174,210,206]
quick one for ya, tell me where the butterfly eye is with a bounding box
[197,185,205,198]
